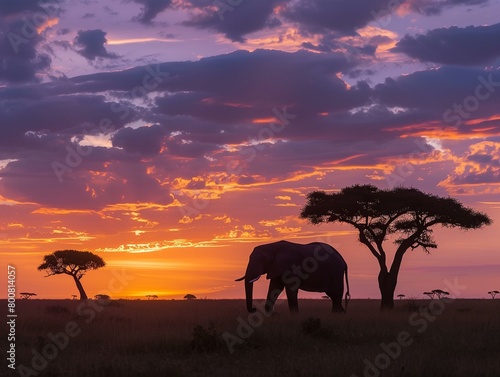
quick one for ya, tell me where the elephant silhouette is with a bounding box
[236,240,350,313]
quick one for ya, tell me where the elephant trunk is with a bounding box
[245,280,256,313]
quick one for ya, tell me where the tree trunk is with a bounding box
[73,275,88,300]
[378,271,397,310]
[378,247,409,310]
[380,282,395,310]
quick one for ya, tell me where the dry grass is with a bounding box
[4,299,500,377]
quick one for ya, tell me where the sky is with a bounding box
[0,0,499,301]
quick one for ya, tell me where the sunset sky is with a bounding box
[1,0,499,301]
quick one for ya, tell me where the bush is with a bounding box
[404,297,420,312]
[45,305,70,315]
[300,317,322,334]
[190,323,223,353]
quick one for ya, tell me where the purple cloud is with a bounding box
[74,29,119,61]
[132,0,172,23]
[182,0,283,42]
[282,0,392,35]
[406,0,488,16]
[393,23,500,66]
[112,125,166,156]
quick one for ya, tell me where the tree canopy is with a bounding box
[302,185,490,253]
[38,250,105,300]
[301,184,492,309]
[20,292,37,299]
[488,290,499,299]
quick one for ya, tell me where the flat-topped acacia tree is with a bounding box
[301,184,491,310]
[38,250,105,300]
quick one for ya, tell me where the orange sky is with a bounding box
[1,168,499,300]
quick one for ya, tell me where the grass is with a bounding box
[3,299,500,377]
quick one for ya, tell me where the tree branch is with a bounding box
[358,229,383,261]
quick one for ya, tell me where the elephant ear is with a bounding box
[266,247,301,279]
[244,252,266,282]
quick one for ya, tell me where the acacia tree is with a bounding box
[20,292,37,300]
[432,289,449,299]
[488,290,499,299]
[301,185,491,310]
[38,250,105,300]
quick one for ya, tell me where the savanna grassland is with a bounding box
[4,298,500,377]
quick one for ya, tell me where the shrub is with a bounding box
[404,297,420,312]
[45,305,70,315]
[300,317,322,334]
[190,323,223,353]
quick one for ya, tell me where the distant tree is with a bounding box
[37,250,105,300]
[301,184,491,310]
[432,289,449,299]
[20,292,37,300]
[71,294,77,300]
[423,291,435,299]
[184,294,197,300]
[397,294,405,300]
[94,294,111,300]
[488,290,499,299]
[146,295,158,300]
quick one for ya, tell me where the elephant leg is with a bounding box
[285,285,299,313]
[265,277,284,313]
[327,288,344,313]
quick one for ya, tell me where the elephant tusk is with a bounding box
[249,276,260,283]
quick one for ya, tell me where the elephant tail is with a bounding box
[344,266,351,310]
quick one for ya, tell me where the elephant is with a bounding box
[236,240,350,313]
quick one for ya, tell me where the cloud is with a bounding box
[282,0,393,35]
[132,0,172,23]
[393,23,500,66]
[373,66,500,116]
[151,49,367,121]
[2,48,500,209]
[181,0,283,42]
[74,29,119,61]
[0,0,53,15]
[443,141,500,186]
[404,0,489,16]
[178,0,490,42]
[0,94,134,152]
[112,125,166,156]
[0,152,173,209]
[0,0,58,84]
